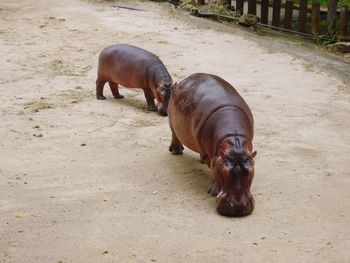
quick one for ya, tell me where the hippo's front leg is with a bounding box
[143,89,157,112]
[169,128,184,155]
[208,180,219,197]
[200,153,210,167]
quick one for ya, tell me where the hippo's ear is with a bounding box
[171,82,177,90]
[210,155,223,173]
[218,145,230,159]
[251,151,257,158]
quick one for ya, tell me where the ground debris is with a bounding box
[24,100,54,112]
[328,42,350,54]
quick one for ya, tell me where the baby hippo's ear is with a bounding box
[251,151,257,158]
[158,79,164,87]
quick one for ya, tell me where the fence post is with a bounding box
[327,0,338,21]
[326,0,338,36]
[272,0,281,27]
[224,0,232,8]
[197,0,205,5]
[284,0,293,29]
[298,0,307,32]
[236,0,244,15]
[248,0,257,15]
[311,3,320,35]
[339,6,349,37]
[261,0,269,24]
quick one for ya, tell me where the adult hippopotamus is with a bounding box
[168,73,257,217]
[96,44,173,116]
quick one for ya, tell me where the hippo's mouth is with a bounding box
[216,192,254,217]
[157,103,168,116]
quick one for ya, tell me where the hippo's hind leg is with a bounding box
[96,77,107,100]
[108,81,124,99]
[143,89,157,112]
[169,127,184,155]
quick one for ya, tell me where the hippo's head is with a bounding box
[155,79,175,116]
[211,137,256,217]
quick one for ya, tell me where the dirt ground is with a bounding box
[0,0,349,262]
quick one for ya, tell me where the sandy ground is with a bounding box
[0,0,349,262]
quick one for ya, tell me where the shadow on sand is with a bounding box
[165,150,217,213]
[105,94,151,113]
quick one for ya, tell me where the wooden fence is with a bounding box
[194,0,349,38]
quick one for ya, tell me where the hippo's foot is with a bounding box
[208,183,219,197]
[200,153,210,167]
[147,105,158,112]
[113,94,124,99]
[96,95,106,100]
[169,144,184,155]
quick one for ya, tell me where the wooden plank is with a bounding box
[311,3,320,35]
[284,0,293,29]
[298,0,307,33]
[327,0,337,21]
[339,6,349,37]
[248,0,257,15]
[272,0,281,27]
[236,0,244,15]
[261,0,269,24]
[224,0,232,7]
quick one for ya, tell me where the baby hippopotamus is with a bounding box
[168,73,257,217]
[96,44,173,116]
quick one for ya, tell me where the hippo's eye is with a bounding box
[222,166,231,177]
[241,160,251,172]
[162,87,171,97]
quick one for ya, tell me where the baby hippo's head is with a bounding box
[155,79,175,116]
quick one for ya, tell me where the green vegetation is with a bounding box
[205,0,350,9]
[307,0,328,7]
[276,0,350,8]
[337,0,350,7]
[305,0,349,8]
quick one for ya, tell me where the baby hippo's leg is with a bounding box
[143,89,157,112]
[108,81,124,99]
[96,77,107,100]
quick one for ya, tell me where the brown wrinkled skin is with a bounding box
[168,73,257,217]
[96,44,173,116]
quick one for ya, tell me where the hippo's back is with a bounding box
[168,73,253,152]
[97,44,161,86]
[100,44,159,65]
